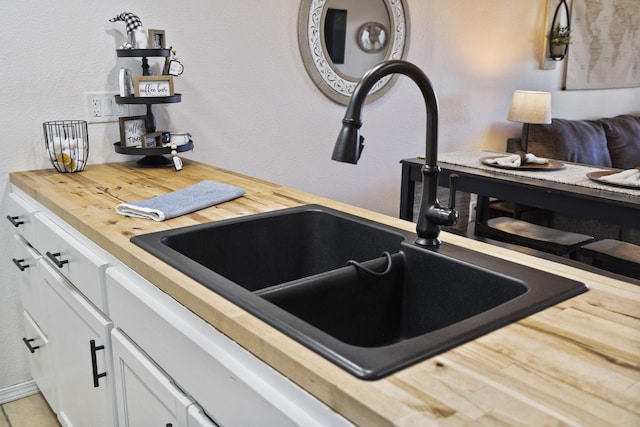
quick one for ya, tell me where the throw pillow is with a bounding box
[598,115,640,169]
[527,118,612,167]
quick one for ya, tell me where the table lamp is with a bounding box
[507,90,552,153]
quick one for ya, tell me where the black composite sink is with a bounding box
[156,207,405,291]
[132,205,587,379]
[257,248,527,347]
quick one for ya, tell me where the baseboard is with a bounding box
[0,380,39,405]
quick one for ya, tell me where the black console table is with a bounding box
[401,155,640,231]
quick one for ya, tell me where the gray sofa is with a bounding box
[506,114,640,245]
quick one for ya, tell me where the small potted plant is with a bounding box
[549,24,571,60]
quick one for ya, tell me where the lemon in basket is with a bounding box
[56,152,71,165]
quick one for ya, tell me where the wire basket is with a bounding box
[43,120,89,173]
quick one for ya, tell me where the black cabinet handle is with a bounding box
[23,337,40,353]
[13,258,29,271]
[7,215,24,227]
[46,251,69,268]
[90,339,107,388]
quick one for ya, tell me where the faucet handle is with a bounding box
[448,174,459,209]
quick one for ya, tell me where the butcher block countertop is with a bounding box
[10,161,640,426]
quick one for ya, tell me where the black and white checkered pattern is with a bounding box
[109,12,143,32]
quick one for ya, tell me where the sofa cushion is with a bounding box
[598,114,640,169]
[526,118,612,167]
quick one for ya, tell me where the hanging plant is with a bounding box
[548,0,571,61]
[549,24,571,60]
[550,24,572,45]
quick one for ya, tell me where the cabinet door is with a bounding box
[111,329,195,427]
[41,259,115,427]
[22,311,57,413]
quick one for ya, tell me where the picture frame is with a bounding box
[148,29,166,49]
[142,132,162,148]
[119,115,147,147]
[134,75,174,97]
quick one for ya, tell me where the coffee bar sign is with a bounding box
[133,76,174,97]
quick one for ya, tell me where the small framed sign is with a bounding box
[168,60,184,76]
[119,115,146,147]
[148,29,166,49]
[142,132,162,148]
[134,76,174,97]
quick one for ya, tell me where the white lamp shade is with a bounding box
[507,90,552,124]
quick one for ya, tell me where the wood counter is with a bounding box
[10,161,640,426]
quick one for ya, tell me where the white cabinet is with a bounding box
[41,259,115,427]
[34,212,109,312]
[106,267,352,427]
[111,329,214,427]
[8,192,58,411]
[9,187,351,427]
[187,405,219,427]
[6,191,38,243]
[13,234,45,326]
[7,187,115,427]
[22,310,56,411]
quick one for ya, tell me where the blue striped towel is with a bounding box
[116,180,246,221]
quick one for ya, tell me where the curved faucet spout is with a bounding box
[332,60,458,246]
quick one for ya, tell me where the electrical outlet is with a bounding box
[85,91,131,123]
[90,97,101,117]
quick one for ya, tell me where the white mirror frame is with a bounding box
[298,0,410,105]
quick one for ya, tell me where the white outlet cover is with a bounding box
[85,91,132,123]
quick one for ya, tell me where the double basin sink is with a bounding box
[132,205,587,379]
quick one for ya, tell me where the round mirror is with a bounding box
[298,0,409,105]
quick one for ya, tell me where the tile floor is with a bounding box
[0,393,59,427]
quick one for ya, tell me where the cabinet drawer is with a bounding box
[22,311,57,413]
[6,191,38,243]
[13,234,46,329]
[34,213,109,311]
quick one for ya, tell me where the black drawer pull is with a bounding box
[46,251,69,268]
[7,215,24,227]
[12,258,30,271]
[90,339,107,388]
[23,337,40,353]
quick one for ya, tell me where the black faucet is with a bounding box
[332,60,459,246]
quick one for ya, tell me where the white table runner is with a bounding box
[438,151,640,196]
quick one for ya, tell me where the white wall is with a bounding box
[1,1,638,391]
